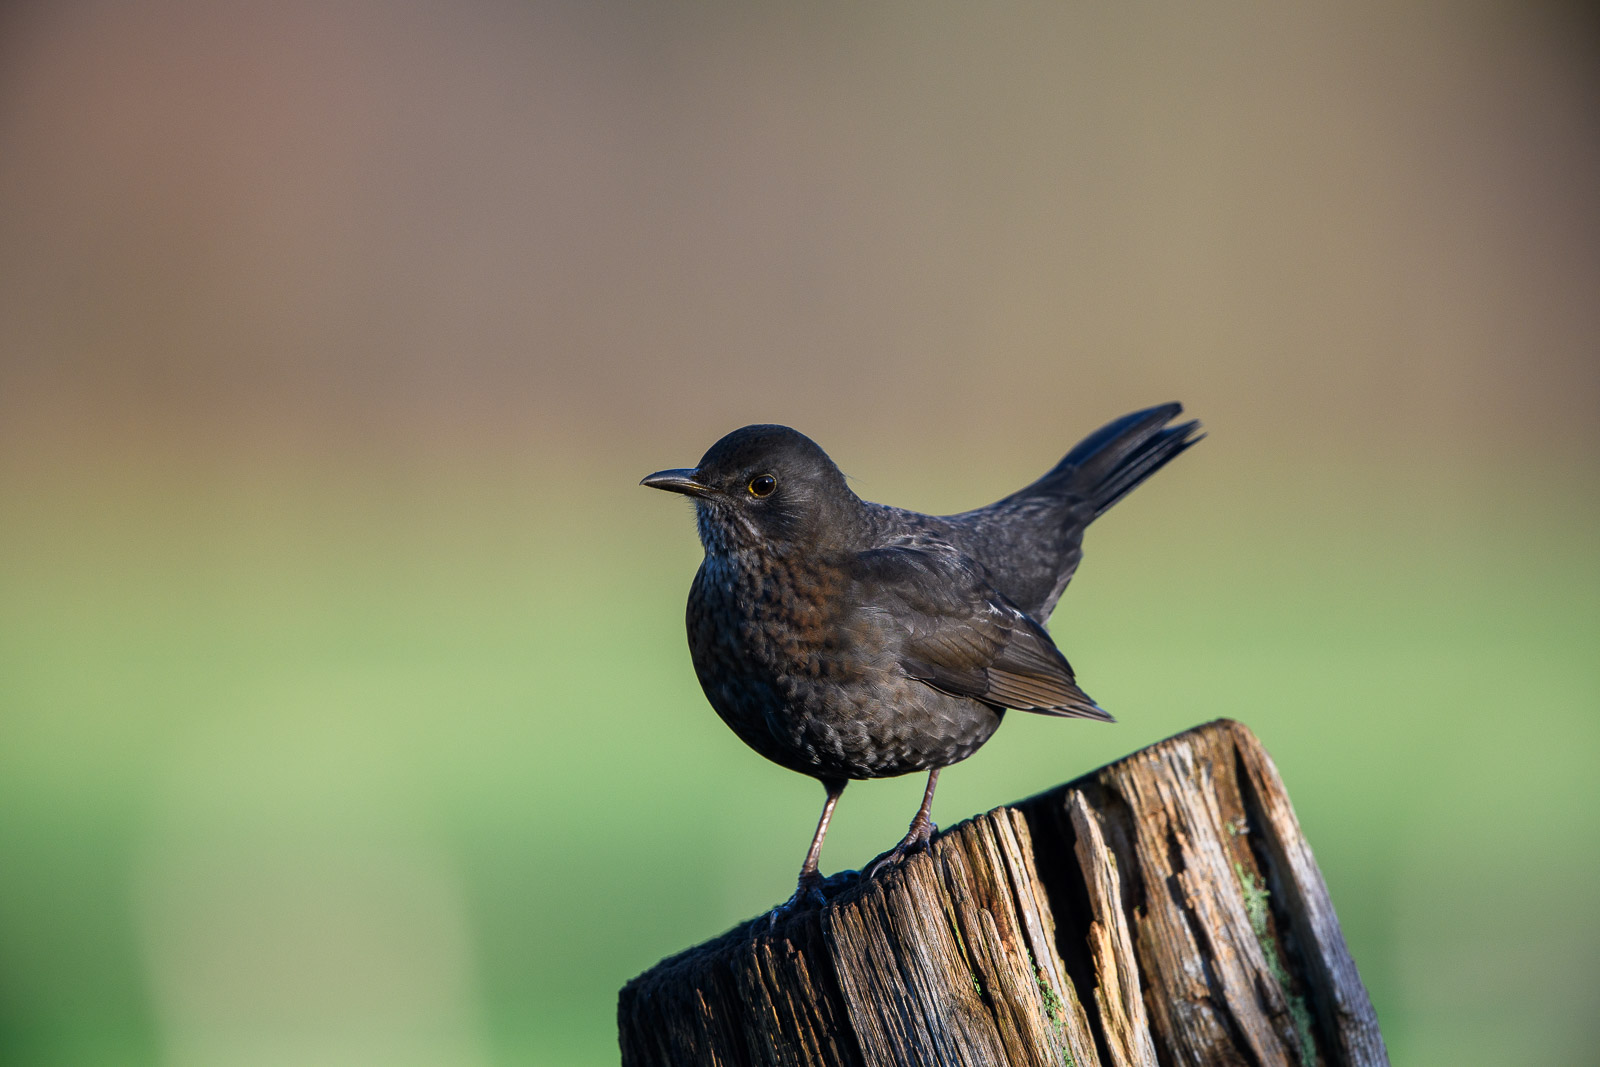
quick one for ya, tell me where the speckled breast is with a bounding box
[685,548,1001,781]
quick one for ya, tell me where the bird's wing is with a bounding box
[849,538,1112,721]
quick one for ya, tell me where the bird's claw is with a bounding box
[865,818,938,881]
[768,870,828,929]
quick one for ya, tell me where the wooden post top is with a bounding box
[619,719,1387,1067]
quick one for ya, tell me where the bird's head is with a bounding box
[641,425,856,554]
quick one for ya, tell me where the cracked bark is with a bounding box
[618,719,1387,1067]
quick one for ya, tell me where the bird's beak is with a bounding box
[640,468,717,498]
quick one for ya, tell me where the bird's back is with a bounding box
[857,403,1201,620]
[857,497,1085,621]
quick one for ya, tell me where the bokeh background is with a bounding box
[1,1,1596,1064]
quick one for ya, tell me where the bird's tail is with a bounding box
[1044,403,1203,518]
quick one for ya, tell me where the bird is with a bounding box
[641,403,1201,915]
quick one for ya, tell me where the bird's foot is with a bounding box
[768,869,828,929]
[766,868,864,929]
[865,815,939,882]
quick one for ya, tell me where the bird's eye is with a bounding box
[747,474,777,498]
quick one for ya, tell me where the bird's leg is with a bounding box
[770,778,847,925]
[866,768,941,880]
[795,779,846,890]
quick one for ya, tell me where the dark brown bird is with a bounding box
[642,403,1201,914]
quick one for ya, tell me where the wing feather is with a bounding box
[853,538,1113,721]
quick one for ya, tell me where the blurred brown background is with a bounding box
[0,1,1595,1065]
[4,0,1597,463]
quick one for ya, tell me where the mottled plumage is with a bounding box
[643,403,1201,913]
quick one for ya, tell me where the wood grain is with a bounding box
[618,719,1386,1067]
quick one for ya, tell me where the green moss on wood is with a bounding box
[1235,862,1318,1067]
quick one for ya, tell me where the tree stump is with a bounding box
[618,719,1387,1067]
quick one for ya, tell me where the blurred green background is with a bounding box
[1,1,1596,1064]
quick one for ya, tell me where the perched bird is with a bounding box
[642,403,1201,914]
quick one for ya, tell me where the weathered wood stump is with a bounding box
[618,719,1387,1066]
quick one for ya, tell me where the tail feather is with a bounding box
[1046,402,1203,518]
